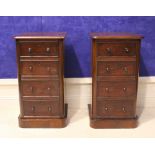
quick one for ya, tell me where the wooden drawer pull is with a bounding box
[105,107,108,111]
[30,86,33,92]
[47,87,51,91]
[123,87,127,92]
[124,67,128,73]
[32,106,35,112]
[106,67,110,72]
[46,47,50,53]
[29,66,33,71]
[105,88,109,92]
[122,107,126,112]
[106,48,112,55]
[48,106,52,112]
[47,67,50,71]
[124,47,129,53]
[28,48,32,54]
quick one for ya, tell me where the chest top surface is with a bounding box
[90,32,143,40]
[14,32,66,39]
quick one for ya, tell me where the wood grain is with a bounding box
[89,32,143,128]
[15,33,67,128]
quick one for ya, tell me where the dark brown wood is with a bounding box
[89,32,143,128]
[15,32,67,128]
[95,99,136,118]
[21,80,59,97]
[96,81,136,98]
[96,40,137,56]
[19,41,59,56]
[90,32,143,39]
[88,104,138,128]
[97,61,136,76]
[14,32,66,39]
[19,104,68,128]
[20,60,59,76]
[23,100,59,116]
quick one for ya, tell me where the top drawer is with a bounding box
[19,41,59,56]
[96,41,137,56]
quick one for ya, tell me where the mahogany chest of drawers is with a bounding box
[88,32,143,128]
[15,32,67,128]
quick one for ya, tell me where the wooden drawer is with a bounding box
[97,81,136,98]
[23,100,60,116]
[19,41,59,56]
[21,80,59,97]
[96,99,135,118]
[97,61,136,76]
[97,41,136,56]
[20,61,59,76]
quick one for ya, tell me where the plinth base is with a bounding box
[88,104,138,129]
[19,104,68,128]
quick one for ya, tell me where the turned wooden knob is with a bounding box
[46,47,50,53]
[122,107,126,112]
[124,47,129,53]
[29,66,33,71]
[105,88,109,92]
[30,86,33,92]
[48,106,52,112]
[32,106,35,112]
[28,48,32,54]
[47,67,50,71]
[47,87,51,91]
[106,67,110,72]
[123,87,127,92]
[124,67,128,73]
[106,48,112,55]
[105,107,108,111]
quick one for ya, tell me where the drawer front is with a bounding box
[20,61,59,76]
[96,100,135,118]
[97,42,136,56]
[23,100,60,116]
[97,81,136,98]
[97,61,136,76]
[19,41,59,56]
[21,80,59,97]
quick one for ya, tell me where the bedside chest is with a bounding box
[15,32,67,128]
[88,32,143,128]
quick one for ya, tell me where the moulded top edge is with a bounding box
[90,32,144,40]
[14,32,66,39]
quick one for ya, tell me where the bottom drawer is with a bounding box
[22,100,60,117]
[96,99,136,118]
